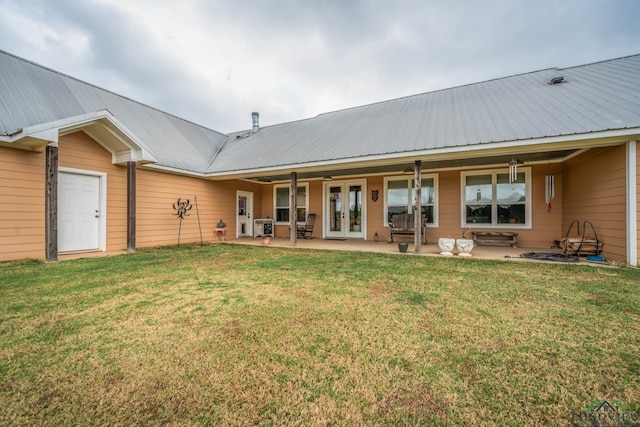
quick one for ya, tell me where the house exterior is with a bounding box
[1,50,638,265]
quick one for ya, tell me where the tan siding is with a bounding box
[137,169,261,247]
[366,176,386,240]
[0,146,45,261]
[59,132,129,252]
[564,146,627,262]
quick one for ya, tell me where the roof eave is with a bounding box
[0,110,158,164]
[204,128,640,180]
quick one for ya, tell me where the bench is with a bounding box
[388,213,427,244]
[471,231,518,248]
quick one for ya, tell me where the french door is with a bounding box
[324,180,365,239]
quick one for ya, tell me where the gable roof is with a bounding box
[0,50,228,172]
[1,50,639,178]
[209,54,640,176]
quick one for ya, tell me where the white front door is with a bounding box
[237,191,253,237]
[325,180,366,239]
[58,172,101,253]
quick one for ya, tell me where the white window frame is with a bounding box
[460,167,532,229]
[273,183,309,225]
[383,174,439,227]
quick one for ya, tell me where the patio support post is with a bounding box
[290,172,297,247]
[127,161,136,252]
[414,160,422,253]
[45,143,58,262]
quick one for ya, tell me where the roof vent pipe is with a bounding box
[251,112,260,134]
[549,76,564,85]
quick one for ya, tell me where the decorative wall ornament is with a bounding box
[371,189,379,202]
[172,198,193,247]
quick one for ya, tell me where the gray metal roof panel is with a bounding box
[2,50,639,176]
[209,54,640,173]
[0,50,227,172]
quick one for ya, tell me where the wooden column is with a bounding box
[127,161,136,252]
[414,160,422,253]
[290,172,297,247]
[45,144,58,262]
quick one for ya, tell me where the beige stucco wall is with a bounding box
[0,145,45,262]
[563,145,628,263]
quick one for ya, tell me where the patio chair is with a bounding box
[296,213,316,239]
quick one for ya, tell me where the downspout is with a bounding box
[627,140,637,266]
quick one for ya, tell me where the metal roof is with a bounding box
[209,54,640,174]
[1,50,639,177]
[0,50,228,172]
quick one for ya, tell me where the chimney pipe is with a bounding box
[251,112,260,134]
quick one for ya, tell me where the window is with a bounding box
[274,184,308,224]
[384,175,437,226]
[462,168,530,227]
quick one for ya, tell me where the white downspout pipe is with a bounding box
[627,140,637,266]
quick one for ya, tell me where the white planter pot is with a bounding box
[456,238,474,257]
[438,238,456,256]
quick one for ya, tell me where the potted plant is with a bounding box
[262,236,271,245]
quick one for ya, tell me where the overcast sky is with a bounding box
[1,0,638,133]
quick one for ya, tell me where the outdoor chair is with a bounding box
[296,213,316,239]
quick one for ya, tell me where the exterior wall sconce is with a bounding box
[371,189,379,202]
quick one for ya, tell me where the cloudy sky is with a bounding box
[1,0,638,133]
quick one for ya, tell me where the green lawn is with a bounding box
[1,245,639,426]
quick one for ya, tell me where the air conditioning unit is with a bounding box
[253,219,274,237]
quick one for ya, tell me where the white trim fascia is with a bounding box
[206,128,640,179]
[141,163,209,178]
[627,140,638,266]
[1,111,157,164]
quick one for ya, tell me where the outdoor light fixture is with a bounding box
[545,174,555,210]
[508,158,522,183]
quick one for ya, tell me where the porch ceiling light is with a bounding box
[508,158,523,183]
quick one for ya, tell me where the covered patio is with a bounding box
[226,236,595,264]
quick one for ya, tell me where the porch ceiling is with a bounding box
[246,149,579,183]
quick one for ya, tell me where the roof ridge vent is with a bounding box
[549,76,564,85]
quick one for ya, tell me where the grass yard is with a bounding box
[1,244,639,426]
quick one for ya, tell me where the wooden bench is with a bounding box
[471,231,518,248]
[388,213,427,244]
